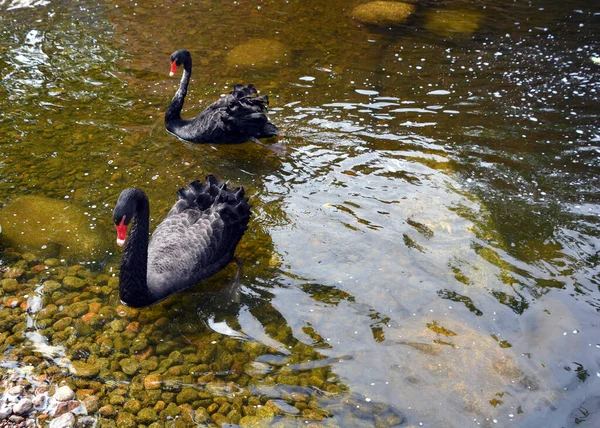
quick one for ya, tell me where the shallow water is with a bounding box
[1,0,599,427]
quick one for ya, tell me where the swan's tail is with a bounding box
[179,175,251,232]
[228,84,278,139]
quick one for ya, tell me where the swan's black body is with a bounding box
[113,175,251,308]
[165,49,278,144]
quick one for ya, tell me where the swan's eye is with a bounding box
[115,216,128,247]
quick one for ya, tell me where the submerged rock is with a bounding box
[48,411,75,428]
[352,1,416,27]
[69,360,101,378]
[226,38,288,68]
[424,8,483,38]
[53,386,75,402]
[13,398,33,416]
[0,195,109,260]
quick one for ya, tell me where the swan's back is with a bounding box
[146,175,250,299]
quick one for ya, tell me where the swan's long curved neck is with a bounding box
[119,192,154,308]
[165,61,192,123]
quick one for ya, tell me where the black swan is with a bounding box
[165,49,282,152]
[113,175,251,308]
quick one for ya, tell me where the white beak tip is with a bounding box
[117,238,126,247]
[169,71,175,77]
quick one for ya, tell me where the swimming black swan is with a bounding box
[113,175,251,308]
[165,49,281,151]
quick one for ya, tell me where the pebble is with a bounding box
[12,399,33,416]
[54,386,75,402]
[48,412,75,428]
[0,405,12,420]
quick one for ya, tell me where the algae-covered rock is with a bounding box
[0,195,109,260]
[176,387,198,404]
[226,38,288,68]
[69,360,101,378]
[119,357,141,375]
[424,9,482,38]
[1,278,19,293]
[62,276,86,291]
[136,407,158,424]
[352,1,416,27]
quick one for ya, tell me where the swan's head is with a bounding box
[169,49,191,77]
[113,188,145,247]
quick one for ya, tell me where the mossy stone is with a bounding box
[116,410,137,428]
[70,360,101,377]
[144,374,162,390]
[197,344,217,363]
[0,195,109,259]
[109,319,126,332]
[70,302,89,317]
[131,337,149,352]
[98,404,116,417]
[53,317,73,331]
[63,276,86,290]
[137,408,158,424]
[226,38,287,68]
[352,1,416,27]
[424,8,482,38]
[1,278,19,293]
[164,402,180,418]
[124,399,142,415]
[176,387,198,404]
[119,357,141,375]
[42,280,62,294]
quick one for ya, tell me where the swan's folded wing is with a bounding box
[145,207,244,299]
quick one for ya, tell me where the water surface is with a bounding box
[1,0,599,427]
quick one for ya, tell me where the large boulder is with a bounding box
[0,195,109,260]
[226,38,288,68]
[352,1,416,27]
[424,8,483,38]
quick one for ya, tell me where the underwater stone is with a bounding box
[424,8,482,38]
[69,302,89,317]
[0,195,109,260]
[352,1,416,27]
[12,398,33,416]
[41,280,62,294]
[53,317,73,331]
[211,413,229,426]
[175,387,198,404]
[164,402,180,418]
[98,405,115,417]
[0,405,11,420]
[131,337,148,352]
[48,412,76,428]
[69,361,101,378]
[82,396,100,413]
[226,38,287,68]
[1,278,19,293]
[136,408,158,424]
[144,374,162,390]
[62,277,86,291]
[54,385,75,402]
[119,357,141,375]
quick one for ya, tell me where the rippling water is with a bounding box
[1,0,599,427]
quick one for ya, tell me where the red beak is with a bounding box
[115,217,128,247]
[170,60,177,77]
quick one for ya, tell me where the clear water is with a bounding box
[0,0,599,427]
